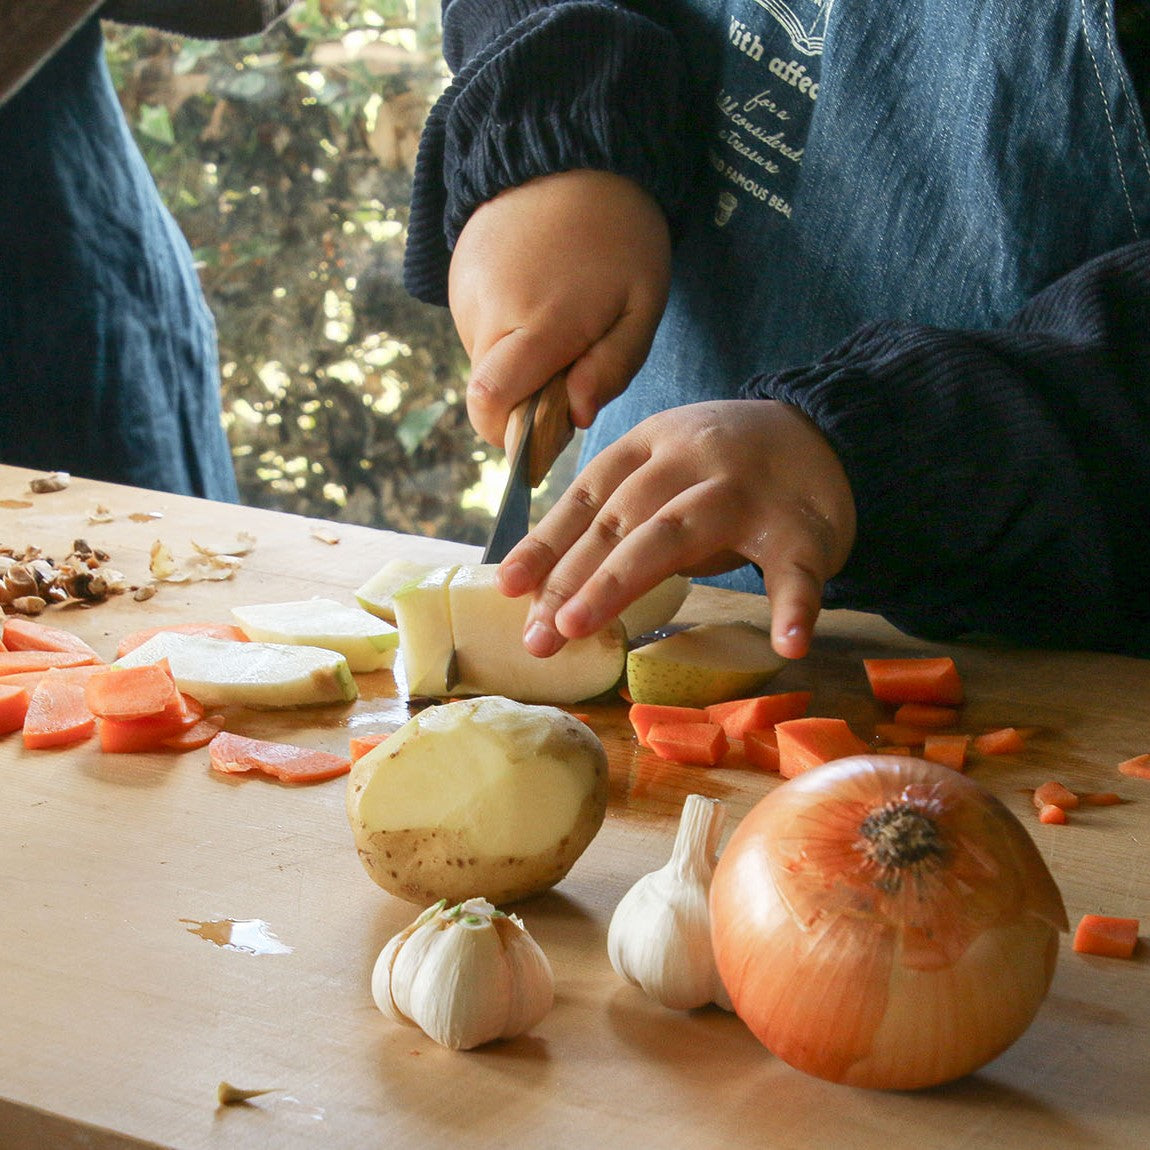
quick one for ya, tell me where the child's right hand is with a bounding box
[447,169,673,452]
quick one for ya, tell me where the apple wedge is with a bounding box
[230,598,398,672]
[354,557,441,624]
[392,563,625,704]
[625,621,787,707]
[114,631,357,708]
[447,565,625,704]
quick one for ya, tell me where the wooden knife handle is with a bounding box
[505,373,574,489]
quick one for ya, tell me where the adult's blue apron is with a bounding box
[0,16,238,500]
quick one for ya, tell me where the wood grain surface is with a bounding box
[1,464,1147,1149]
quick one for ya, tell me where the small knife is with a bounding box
[481,374,573,563]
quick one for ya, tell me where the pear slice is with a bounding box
[392,565,459,697]
[618,574,692,638]
[230,598,398,672]
[114,632,357,708]
[448,565,625,704]
[625,621,787,707]
[354,558,438,623]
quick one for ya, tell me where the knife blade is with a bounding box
[481,374,573,563]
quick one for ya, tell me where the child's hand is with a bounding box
[448,169,672,451]
[496,401,858,659]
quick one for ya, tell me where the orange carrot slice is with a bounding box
[2,616,102,661]
[1072,914,1140,958]
[704,690,812,740]
[208,731,352,784]
[0,649,100,675]
[743,728,780,772]
[1079,791,1124,806]
[774,716,870,779]
[114,621,249,659]
[863,657,964,706]
[161,713,226,751]
[97,693,206,753]
[972,727,1028,755]
[646,721,729,767]
[85,661,182,721]
[628,703,710,748]
[891,703,959,728]
[349,731,391,762]
[0,684,30,735]
[1117,753,1150,780]
[1038,803,1068,825]
[873,721,931,746]
[922,733,970,771]
[1033,780,1080,811]
[23,668,97,749]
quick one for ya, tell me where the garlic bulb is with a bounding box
[372,896,554,1050]
[607,793,732,1011]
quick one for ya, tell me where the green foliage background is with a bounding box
[104,0,498,545]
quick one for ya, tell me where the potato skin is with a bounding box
[347,698,609,905]
[351,787,606,905]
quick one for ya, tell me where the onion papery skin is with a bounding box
[710,755,1067,1090]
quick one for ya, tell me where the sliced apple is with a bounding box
[447,565,625,704]
[354,558,438,623]
[392,565,459,697]
[114,631,357,708]
[229,598,398,672]
[625,621,787,707]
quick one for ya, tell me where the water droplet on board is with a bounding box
[180,918,292,955]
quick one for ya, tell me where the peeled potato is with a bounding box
[346,696,609,905]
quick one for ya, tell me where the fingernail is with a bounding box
[524,619,560,657]
[498,558,531,596]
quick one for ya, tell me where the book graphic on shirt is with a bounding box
[753,0,833,56]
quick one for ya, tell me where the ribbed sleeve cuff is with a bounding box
[404,3,690,305]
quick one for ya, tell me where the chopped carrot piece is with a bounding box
[1038,803,1068,825]
[0,649,100,675]
[208,731,352,784]
[863,657,964,706]
[97,693,206,753]
[0,684,30,735]
[2,617,103,660]
[774,716,871,779]
[23,668,97,749]
[85,661,181,721]
[114,621,249,659]
[1079,791,1124,806]
[891,703,959,728]
[972,727,1028,755]
[1072,914,1140,958]
[161,713,226,751]
[1033,780,1080,811]
[628,702,710,748]
[743,728,780,772]
[646,721,729,767]
[704,691,812,740]
[922,733,970,771]
[1117,754,1150,780]
[873,721,931,746]
[349,731,392,761]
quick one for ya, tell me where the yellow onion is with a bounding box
[709,755,1067,1090]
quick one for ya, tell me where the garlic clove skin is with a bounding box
[372,897,554,1050]
[607,794,732,1011]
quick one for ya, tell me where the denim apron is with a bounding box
[0,17,238,500]
[580,0,1150,591]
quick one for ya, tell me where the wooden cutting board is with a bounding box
[1,464,1147,1149]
